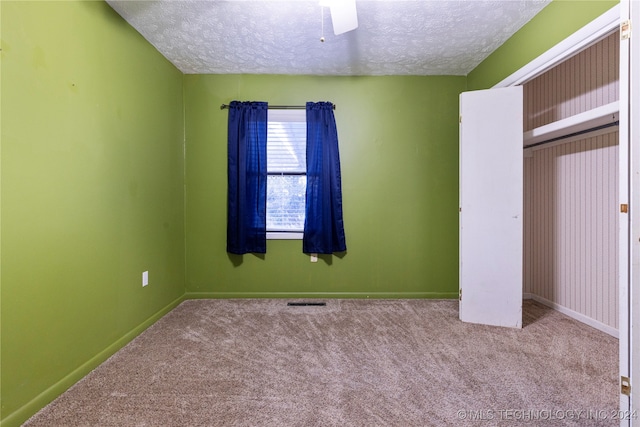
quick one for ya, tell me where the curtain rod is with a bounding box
[220,104,335,110]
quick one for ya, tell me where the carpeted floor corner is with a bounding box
[23,299,618,426]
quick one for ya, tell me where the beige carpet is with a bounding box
[24,299,618,426]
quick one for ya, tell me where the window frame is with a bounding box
[266,109,306,240]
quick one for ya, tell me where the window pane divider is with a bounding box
[267,172,306,176]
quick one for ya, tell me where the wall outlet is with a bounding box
[142,271,149,287]
[310,253,318,263]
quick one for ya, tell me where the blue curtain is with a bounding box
[227,101,268,254]
[303,102,347,254]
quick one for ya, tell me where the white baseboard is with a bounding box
[523,293,618,338]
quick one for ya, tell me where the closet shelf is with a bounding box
[523,101,619,147]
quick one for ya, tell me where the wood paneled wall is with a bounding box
[524,31,619,131]
[523,32,619,333]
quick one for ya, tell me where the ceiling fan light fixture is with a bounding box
[320,0,358,36]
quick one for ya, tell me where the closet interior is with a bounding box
[523,31,620,337]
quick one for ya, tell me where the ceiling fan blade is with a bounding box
[329,0,358,35]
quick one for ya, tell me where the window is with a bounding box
[227,101,345,254]
[266,110,306,239]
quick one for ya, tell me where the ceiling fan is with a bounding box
[320,0,358,36]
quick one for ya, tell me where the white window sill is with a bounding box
[267,232,303,240]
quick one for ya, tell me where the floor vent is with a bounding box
[287,302,327,307]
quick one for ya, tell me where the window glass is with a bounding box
[266,110,306,235]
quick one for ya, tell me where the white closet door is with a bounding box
[459,86,523,328]
[621,0,637,421]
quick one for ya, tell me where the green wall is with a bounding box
[1,2,185,425]
[184,75,465,299]
[468,0,619,90]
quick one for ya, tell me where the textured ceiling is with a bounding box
[106,0,551,76]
